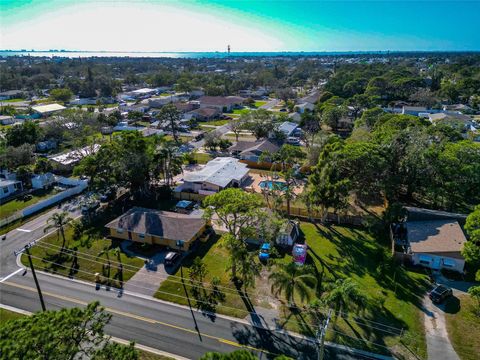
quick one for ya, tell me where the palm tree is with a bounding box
[113,248,124,288]
[322,278,367,315]
[269,263,317,306]
[96,245,111,280]
[44,211,72,252]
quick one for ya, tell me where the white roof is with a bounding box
[131,88,156,94]
[278,121,298,136]
[32,103,66,114]
[50,144,100,165]
[183,157,249,188]
[0,179,21,186]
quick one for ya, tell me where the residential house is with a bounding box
[295,102,315,114]
[229,139,280,162]
[174,102,197,113]
[277,121,300,138]
[31,173,56,189]
[36,140,58,152]
[391,207,468,273]
[186,107,221,121]
[198,96,245,112]
[288,112,302,123]
[31,103,66,117]
[276,220,300,247]
[50,144,100,171]
[0,179,23,200]
[105,207,208,251]
[148,95,180,108]
[178,157,250,194]
[0,90,24,100]
[0,115,15,125]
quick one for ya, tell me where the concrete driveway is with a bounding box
[423,292,460,360]
[121,241,178,296]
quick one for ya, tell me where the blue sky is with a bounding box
[1,0,479,52]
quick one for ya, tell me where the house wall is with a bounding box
[412,252,465,273]
[0,183,19,199]
[109,225,207,251]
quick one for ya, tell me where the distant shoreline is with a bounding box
[1,50,479,59]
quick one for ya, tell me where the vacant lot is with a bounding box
[445,294,480,360]
[1,188,60,219]
[275,223,429,358]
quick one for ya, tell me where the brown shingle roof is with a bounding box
[105,207,205,242]
[199,96,245,106]
[407,219,467,254]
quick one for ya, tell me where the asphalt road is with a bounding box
[0,201,82,280]
[0,272,380,360]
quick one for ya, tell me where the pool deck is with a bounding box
[246,172,304,195]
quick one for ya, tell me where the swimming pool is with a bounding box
[259,180,288,191]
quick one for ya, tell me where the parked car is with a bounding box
[259,243,271,262]
[428,285,453,304]
[164,251,181,266]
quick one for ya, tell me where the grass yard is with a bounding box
[254,100,267,108]
[1,187,61,219]
[154,236,258,318]
[445,294,480,360]
[0,308,25,324]
[138,350,174,360]
[205,119,230,126]
[191,152,212,164]
[231,108,251,115]
[22,223,144,288]
[275,222,429,358]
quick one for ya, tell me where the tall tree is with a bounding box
[269,263,317,306]
[0,301,138,360]
[44,211,73,252]
[157,103,181,143]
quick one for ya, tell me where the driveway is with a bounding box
[423,294,460,360]
[121,241,175,296]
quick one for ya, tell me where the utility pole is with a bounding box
[14,242,46,311]
[316,308,333,360]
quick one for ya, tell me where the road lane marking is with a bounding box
[16,228,32,233]
[0,268,23,283]
[1,281,273,355]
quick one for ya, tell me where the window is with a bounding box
[139,233,145,239]
[2,187,8,194]
[117,228,124,234]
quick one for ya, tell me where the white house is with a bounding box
[0,115,15,125]
[31,173,56,189]
[178,157,250,194]
[406,219,467,273]
[295,102,315,114]
[0,179,23,200]
[32,103,66,116]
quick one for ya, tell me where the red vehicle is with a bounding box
[292,243,307,266]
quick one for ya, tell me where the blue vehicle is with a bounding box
[259,243,271,262]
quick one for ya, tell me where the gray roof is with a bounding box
[105,207,205,242]
[0,179,21,186]
[183,157,249,188]
[229,139,279,156]
[278,121,298,136]
[407,219,467,254]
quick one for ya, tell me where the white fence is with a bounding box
[22,178,87,217]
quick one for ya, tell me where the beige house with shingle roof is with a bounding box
[106,207,208,251]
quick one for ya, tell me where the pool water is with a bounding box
[259,180,288,191]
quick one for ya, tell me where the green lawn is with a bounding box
[154,236,258,318]
[0,308,25,324]
[231,108,251,115]
[22,223,144,288]
[138,350,174,360]
[445,294,480,360]
[191,152,212,164]
[205,119,230,126]
[275,222,429,358]
[254,100,267,108]
[1,188,61,219]
[0,98,24,103]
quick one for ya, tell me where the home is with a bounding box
[299,91,321,105]
[148,95,180,108]
[69,98,97,106]
[0,179,23,200]
[179,157,250,194]
[295,102,315,114]
[186,107,221,121]
[288,112,302,123]
[31,172,56,189]
[128,88,157,99]
[36,140,58,152]
[32,103,66,117]
[229,139,280,162]
[0,90,24,100]
[442,104,472,113]
[391,207,468,273]
[105,207,208,251]
[277,121,300,138]
[49,144,100,171]
[198,96,245,112]
[0,115,15,125]
[174,102,197,113]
